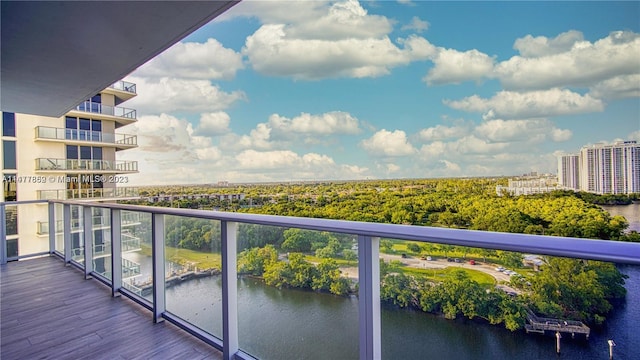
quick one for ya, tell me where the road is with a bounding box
[340,253,522,294]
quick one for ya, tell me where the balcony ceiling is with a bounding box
[1,0,238,118]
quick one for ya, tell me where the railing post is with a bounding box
[111,209,122,297]
[63,203,72,263]
[0,204,6,265]
[222,221,238,360]
[358,235,381,360]
[83,206,93,278]
[152,213,165,323]
[48,202,55,254]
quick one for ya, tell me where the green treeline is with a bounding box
[239,245,351,296]
[129,178,636,330]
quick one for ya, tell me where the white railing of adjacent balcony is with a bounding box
[1,199,639,360]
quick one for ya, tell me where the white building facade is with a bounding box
[1,81,139,257]
[557,141,640,195]
[558,153,580,190]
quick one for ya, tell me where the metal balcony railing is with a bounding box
[75,101,136,119]
[35,158,138,172]
[1,199,639,360]
[35,126,137,146]
[37,187,139,200]
[109,80,137,94]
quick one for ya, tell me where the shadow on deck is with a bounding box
[0,256,222,359]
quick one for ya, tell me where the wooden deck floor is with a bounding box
[1,256,222,360]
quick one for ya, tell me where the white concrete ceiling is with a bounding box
[1,0,238,117]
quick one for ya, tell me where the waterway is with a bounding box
[147,262,638,360]
[601,202,640,233]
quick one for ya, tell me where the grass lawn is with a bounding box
[402,266,496,287]
[140,244,221,270]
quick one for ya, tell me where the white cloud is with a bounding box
[117,114,224,184]
[125,77,246,115]
[239,0,435,80]
[134,38,244,80]
[424,48,495,85]
[360,129,417,157]
[268,111,361,137]
[445,88,604,119]
[244,25,434,79]
[196,112,231,136]
[440,160,461,173]
[513,30,585,58]
[284,0,393,40]
[589,74,640,99]
[496,31,640,90]
[475,119,572,143]
[418,123,470,141]
[401,16,429,33]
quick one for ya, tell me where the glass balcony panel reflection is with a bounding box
[163,215,223,339]
[236,224,359,359]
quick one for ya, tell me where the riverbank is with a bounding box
[601,202,640,233]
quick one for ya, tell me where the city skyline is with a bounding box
[118,1,639,185]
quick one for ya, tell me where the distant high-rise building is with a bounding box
[561,141,640,194]
[558,154,580,190]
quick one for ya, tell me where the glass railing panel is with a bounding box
[91,207,111,279]
[379,240,637,359]
[120,211,151,298]
[70,205,84,264]
[110,80,137,94]
[163,215,223,339]
[54,203,64,253]
[237,225,359,359]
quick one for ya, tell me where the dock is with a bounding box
[525,310,590,339]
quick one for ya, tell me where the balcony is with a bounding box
[35,126,137,150]
[104,80,137,103]
[37,187,140,201]
[109,80,137,94]
[68,102,136,128]
[35,158,138,174]
[1,199,639,360]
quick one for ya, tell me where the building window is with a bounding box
[3,176,17,201]
[5,205,18,235]
[2,112,16,137]
[2,140,17,169]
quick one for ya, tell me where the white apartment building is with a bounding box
[579,141,640,194]
[557,153,580,190]
[1,81,139,259]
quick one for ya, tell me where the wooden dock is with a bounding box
[525,310,590,339]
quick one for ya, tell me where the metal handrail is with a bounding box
[35,158,138,172]
[50,199,640,264]
[75,101,136,119]
[35,126,137,145]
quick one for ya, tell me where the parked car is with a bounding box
[469,259,476,265]
[420,256,427,260]
[426,256,432,261]
[496,266,505,272]
[401,253,408,258]
[447,258,455,262]
[454,258,461,263]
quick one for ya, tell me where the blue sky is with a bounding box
[120,0,640,185]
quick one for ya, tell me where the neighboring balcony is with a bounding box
[103,80,137,103]
[37,187,139,200]
[35,158,138,174]
[35,126,137,150]
[68,102,136,127]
